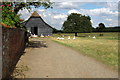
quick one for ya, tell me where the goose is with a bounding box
[73,36,76,40]
[92,36,96,39]
[32,34,38,37]
[68,36,70,40]
[57,37,60,40]
[41,34,44,37]
[60,37,64,40]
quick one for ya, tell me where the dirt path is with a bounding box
[15,38,118,78]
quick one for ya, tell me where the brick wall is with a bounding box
[2,27,26,79]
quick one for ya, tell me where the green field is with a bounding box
[51,32,118,70]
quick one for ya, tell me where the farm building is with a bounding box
[23,11,53,36]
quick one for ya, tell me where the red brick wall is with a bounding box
[2,27,26,79]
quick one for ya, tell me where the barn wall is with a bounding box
[25,17,53,36]
[2,27,26,79]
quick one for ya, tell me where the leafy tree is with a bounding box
[12,1,53,14]
[2,1,52,14]
[96,23,106,32]
[62,13,92,36]
[98,23,105,29]
[1,1,52,28]
[1,2,23,28]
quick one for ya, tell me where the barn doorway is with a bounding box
[31,27,38,35]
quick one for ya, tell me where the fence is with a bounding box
[2,27,26,79]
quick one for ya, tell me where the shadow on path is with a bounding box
[27,41,48,48]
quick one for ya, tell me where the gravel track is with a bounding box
[16,38,118,78]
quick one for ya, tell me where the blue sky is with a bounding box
[19,1,119,30]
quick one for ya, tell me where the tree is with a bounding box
[2,1,53,14]
[62,13,92,36]
[96,23,106,32]
[12,1,53,14]
[1,1,52,28]
[1,2,23,28]
[99,23,105,29]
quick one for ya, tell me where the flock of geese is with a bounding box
[57,36,76,40]
[57,35,96,40]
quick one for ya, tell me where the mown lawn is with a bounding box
[51,32,118,70]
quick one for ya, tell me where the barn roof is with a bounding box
[31,11,40,17]
[23,11,54,30]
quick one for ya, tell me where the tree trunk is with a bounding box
[75,32,77,36]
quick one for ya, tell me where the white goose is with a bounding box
[60,37,64,40]
[32,34,38,38]
[40,34,44,37]
[92,36,96,39]
[73,36,76,40]
[57,37,60,40]
[68,36,70,40]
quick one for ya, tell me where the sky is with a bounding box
[18,1,119,30]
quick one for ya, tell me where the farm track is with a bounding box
[15,38,118,78]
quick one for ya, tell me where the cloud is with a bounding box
[38,9,45,12]
[105,18,112,21]
[18,9,31,20]
[68,9,80,14]
[53,14,67,19]
[106,2,118,11]
[53,2,81,9]
[79,8,118,16]
[51,0,119,2]
[77,8,118,27]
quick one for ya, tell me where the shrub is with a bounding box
[1,2,24,28]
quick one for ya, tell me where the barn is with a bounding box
[23,11,53,36]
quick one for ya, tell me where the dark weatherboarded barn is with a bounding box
[23,11,53,36]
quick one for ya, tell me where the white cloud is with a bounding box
[43,13,47,17]
[38,9,45,12]
[79,8,118,16]
[106,2,118,11]
[18,9,31,20]
[68,9,80,14]
[53,2,82,9]
[105,18,112,21]
[53,14,67,19]
[51,0,119,2]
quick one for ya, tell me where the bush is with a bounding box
[1,2,24,28]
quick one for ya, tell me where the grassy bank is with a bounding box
[51,32,118,70]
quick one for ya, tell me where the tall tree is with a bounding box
[1,1,52,28]
[98,23,105,29]
[62,13,92,36]
[96,23,106,32]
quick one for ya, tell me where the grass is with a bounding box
[51,32,118,70]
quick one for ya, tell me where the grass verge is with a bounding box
[51,33,118,70]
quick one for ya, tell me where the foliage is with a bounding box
[1,1,52,28]
[95,23,106,32]
[12,1,53,14]
[98,23,105,29]
[62,13,93,35]
[52,28,63,33]
[1,2,24,28]
[93,27,120,32]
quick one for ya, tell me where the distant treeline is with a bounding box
[92,27,120,32]
[53,27,120,33]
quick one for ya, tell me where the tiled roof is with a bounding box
[31,11,40,17]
